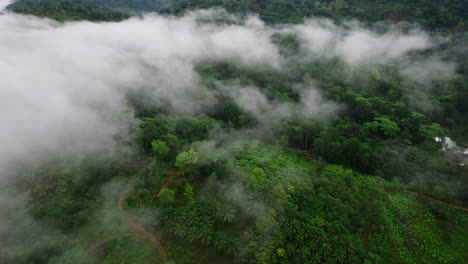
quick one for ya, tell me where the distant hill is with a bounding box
[164,0,467,30]
[9,0,466,30]
[8,0,181,12]
[10,1,130,21]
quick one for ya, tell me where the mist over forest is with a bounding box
[1,0,467,263]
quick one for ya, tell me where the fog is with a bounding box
[0,9,440,177]
[0,11,282,174]
[220,81,338,122]
[0,7,458,261]
[0,0,10,10]
[292,19,431,64]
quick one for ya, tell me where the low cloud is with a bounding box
[220,80,338,123]
[0,0,11,10]
[0,10,281,173]
[0,10,447,173]
[293,19,431,64]
[400,57,456,111]
[0,7,463,262]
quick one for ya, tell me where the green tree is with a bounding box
[159,188,176,203]
[11,2,130,22]
[418,123,445,141]
[216,206,236,223]
[151,139,169,160]
[175,148,200,175]
[184,183,194,201]
[248,167,269,189]
[362,116,400,139]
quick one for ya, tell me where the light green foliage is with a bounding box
[371,69,381,81]
[247,167,269,189]
[384,193,466,264]
[175,148,200,174]
[362,116,400,138]
[184,183,194,201]
[151,139,169,160]
[276,248,286,257]
[231,141,316,180]
[159,188,176,203]
[419,123,445,141]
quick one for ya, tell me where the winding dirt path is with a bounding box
[118,193,169,263]
[385,188,468,212]
[84,174,175,262]
[151,174,176,198]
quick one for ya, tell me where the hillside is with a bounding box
[165,0,467,29]
[8,0,180,12]
[1,0,467,263]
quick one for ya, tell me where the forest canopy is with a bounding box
[10,1,130,21]
[8,0,468,30]
[1,1,467,264]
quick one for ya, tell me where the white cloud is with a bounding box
[294,19,431,64]
[0,0,11,11]
[0,11,281,171]
[0,8,448,180]
[220,81,338,122]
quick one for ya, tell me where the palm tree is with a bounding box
[199,226,214,245]
[173,222,187,237]
[215,233,239,256]
[332,247,347,263]
[224,238,239,256]
[187,226,199,243]
[217,206,236,223]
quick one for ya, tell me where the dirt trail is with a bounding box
[118,194,169,263]
[151,174,175,198]
[84,174,175,263]
[385,188,468,212]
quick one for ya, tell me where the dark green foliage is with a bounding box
[160,200,239,256]
[159,188,176,203]
[27,157,130,232]
[11,1,131,22]
[188,47,468,205]
[6,1,468,263]
[166,0,467,30]
[88,0,179,12]
[9,0,180,13]
[135,115,221,157]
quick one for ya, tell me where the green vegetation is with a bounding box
[10,0,467,30]
[4,0,468,263]
[166,0,467,30]
[10,1,130,22]
[8,0,180,13]
[15,139,467,263]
